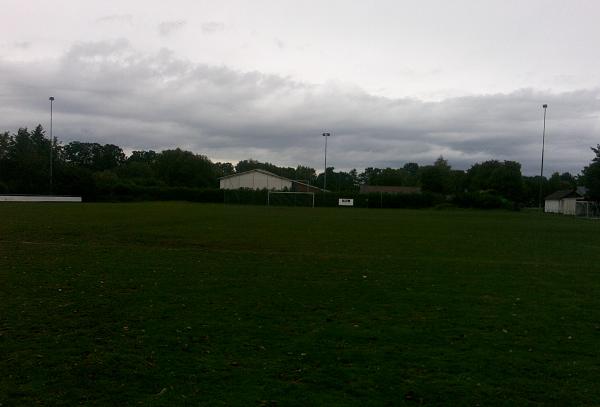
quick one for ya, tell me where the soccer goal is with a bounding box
[267,191,315,207]
[576,201,600,218]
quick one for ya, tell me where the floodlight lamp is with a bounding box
[49,96,55,101]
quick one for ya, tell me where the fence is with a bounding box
[576,201,600,218]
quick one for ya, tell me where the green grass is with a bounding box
[1,203,600,406]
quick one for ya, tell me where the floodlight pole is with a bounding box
[322,132,330,191]
[538,104,548,211]
[49,96,55,194]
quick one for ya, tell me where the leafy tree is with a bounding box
[97,144,126,170]
[521,176,546,206]
[7,127,52,193]
[358,167,381,185]
[294,165,317,184]
[64,142,125,171]
[117,150,159,184]
[155,149,217,188]
[403,163,419,186]
[116,161,156,183]
[546,171,577,193]
[315,167,357,191]
[128,150,158,164]
[582,145,600,201]
[449,170,468,194]
[358,167,405,186]
[467,160,523,201]
[214,162,235,178]
[420,156,452,194]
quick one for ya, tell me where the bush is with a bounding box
[314,191,444,209]
[452,192,516,210]
[87,184,449,209]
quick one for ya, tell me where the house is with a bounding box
[359,185,421,194]
[544,189,583,215]
[219,169,323,192]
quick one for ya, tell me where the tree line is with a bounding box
[0,125,595,205]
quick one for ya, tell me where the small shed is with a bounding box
[544,189,583,215]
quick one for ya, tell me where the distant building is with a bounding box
[544,189,584,215]
[219,169,323,192]
[359,185,421,194]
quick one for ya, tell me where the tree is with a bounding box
[521,176,546,206]
[155,148,217,187]
[294,165,317,184]
[214,162,235,177]
[420,156,452,194]
[358,167,381,185]
[64,142,125,171]
[358,167,405,186]
[235,159,298,179]
[128,150,158,164]
[582,145,600,201]
[8,127,51,193]
[403,163,419,186]
[0,131,12,191]
[315,167,357,191]
[467,160,523,201]
[547,172,576,193]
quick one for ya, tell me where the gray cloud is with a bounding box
[158,20,187,37]
[201,22,224,34]
[1,40,598,175]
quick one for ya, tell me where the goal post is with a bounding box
[267,191,315,207]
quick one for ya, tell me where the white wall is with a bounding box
[561,198,578,215]
[0,195,82,202]
[545,200,560,213]
[545,198,579,215]
[220,172,292,190]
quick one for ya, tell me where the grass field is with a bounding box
[1,203,600,406]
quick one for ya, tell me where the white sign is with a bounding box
[338,198,354,206]
[0,195,82,202]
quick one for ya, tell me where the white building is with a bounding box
[544,190,583,215]
[219,169,293,191]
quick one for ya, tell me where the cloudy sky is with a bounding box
[1,0,600,174]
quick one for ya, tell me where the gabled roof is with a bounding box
[544,189,582,200]
[219,168,327,192]
[291,180,325,192]
[218,168,291,182]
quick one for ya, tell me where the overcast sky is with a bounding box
[1,0,599,175]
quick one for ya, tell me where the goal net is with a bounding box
[267,191,315,207]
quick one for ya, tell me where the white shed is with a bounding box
[219,169,293,191]
[544,190,583,215]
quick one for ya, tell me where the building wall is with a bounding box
[220,172,292,190]
[545,200,560,213]
[561,198,578,215]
